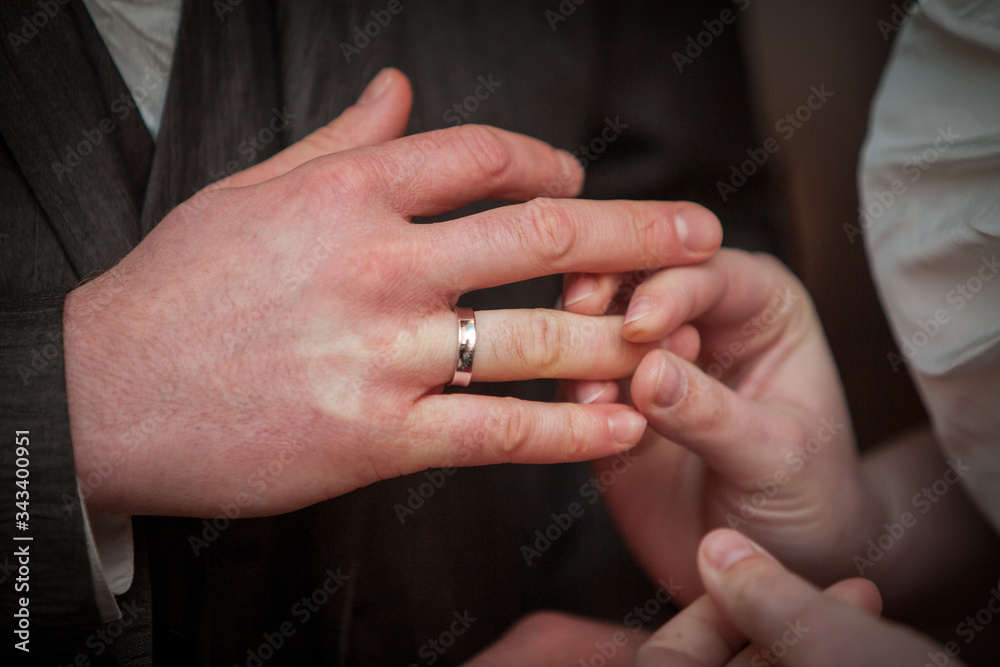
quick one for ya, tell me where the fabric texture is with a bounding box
[861,0,1000,529]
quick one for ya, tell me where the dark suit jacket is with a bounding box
[0,1,779,664]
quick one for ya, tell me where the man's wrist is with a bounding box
[63,281,130,515]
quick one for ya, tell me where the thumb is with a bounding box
[218,67,413,188]
[630,349,794,480]
[697,529,963,667]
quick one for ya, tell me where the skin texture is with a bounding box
[62,69,723,517]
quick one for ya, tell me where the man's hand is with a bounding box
[63,69,723,518]
[563,249,880,598]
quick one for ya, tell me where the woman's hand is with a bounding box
[564,249,880,598]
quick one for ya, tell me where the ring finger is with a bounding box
[423,308,661,386]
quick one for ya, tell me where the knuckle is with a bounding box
[631,205,673,267]
[347,240,419,296]
[298,158,365,200]
[526,310,567,376]
[561,409,589,459]
[524,198,576,266]
[453,124,512,187]
[494,401,532,457]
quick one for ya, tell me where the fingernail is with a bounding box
[675,207,720,253]
[704,530,759,571]
[577,380,612,405]
[556,150,583,193]
[607,411,646,446]
[358,68,393,105]
[564,274,597,307]
[624,297,654,325]
[653,355,686,408]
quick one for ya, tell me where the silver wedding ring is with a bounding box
[450,307,476,387]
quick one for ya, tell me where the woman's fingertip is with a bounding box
[608,410,647,447]
[564,274,597,307]
[576,380,613,405]
[703,529,760,572]
[624,296,655,326]
[358,68,394,105]
[652,353,686,409]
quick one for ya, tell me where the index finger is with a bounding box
[425,198,722,293]
[353,124,585,216]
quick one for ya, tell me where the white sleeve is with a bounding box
[79,481,134,622]
[859,0,1000,529]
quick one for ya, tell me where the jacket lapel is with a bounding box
[0,0,154,279]
[139,0,282,236]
